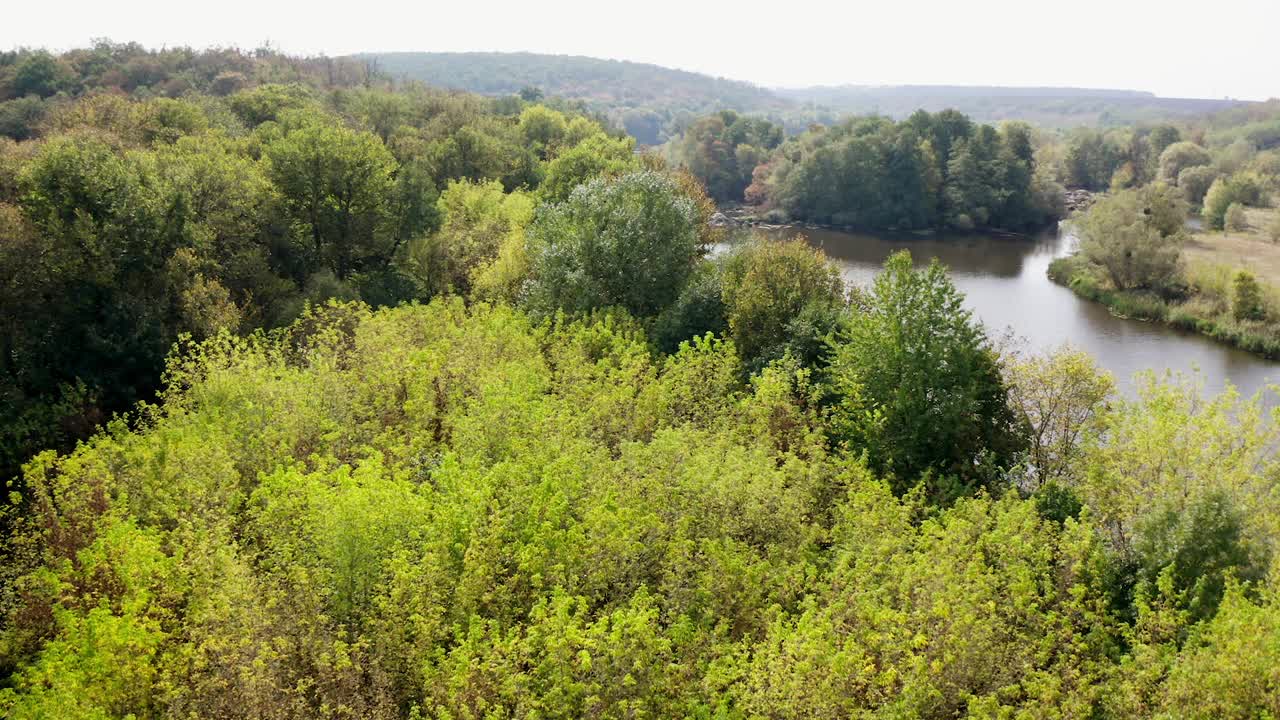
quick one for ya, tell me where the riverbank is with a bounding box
[1048,218,1280,360]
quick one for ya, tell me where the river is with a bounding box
[761,225,1280,400]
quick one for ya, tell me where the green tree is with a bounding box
[1203,173,1267,229]
[1224,202,1249,232]
[1134,490,1265,623]
[398,178,533,298]
[266,121,399,280]
[828,251,1025,498]
[718,237,847,371]
[517,105,570,158]
[539,132,638,204]
[1232,270,1266,321]
[1176,165,1219,206]
[1006,346,1115,489]
[525,171,702,317]
[1077,185,1187,291]
[1159,141,1212,184]
[10,51,74,98]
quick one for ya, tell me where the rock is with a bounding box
[1063,189,1096,213]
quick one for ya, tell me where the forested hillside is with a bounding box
[776,85,1250,128]
[356,52,1256,144]
[359,52,790,145]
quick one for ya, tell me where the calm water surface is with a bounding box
[762,225,1280,400]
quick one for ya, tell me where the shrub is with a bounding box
[1233,271,1266,321]
[1224,203,1249,232]
[1177,165,1219,206]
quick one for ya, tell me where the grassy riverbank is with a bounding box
[1050,204,1280,359]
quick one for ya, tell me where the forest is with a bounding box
[1,41,1280,719]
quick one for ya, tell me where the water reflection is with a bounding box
[759,225,1280,401]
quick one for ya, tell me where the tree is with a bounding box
[718,238,847,371]
[1232,271,1266,321]
[397,179,533,298]
[1005,346,1114,489]
[10,51,74,98]
[539,133,638,204]
[266,121,399,280]
[1203,173,1267,230]
[1224,203,1249,232]
[1176,165,1219,206]
[518,105,569,158]
[1077,185,1187,291]
[1146,124,1181,174]
[828,251,1025,499]
[1159,141,1212,184]
[524,171,702,317]
[1134,490,1265,623]
[1063,129,1123,190]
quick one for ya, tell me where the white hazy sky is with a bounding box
[5,0,1276,100]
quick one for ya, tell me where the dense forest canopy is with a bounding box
[2,41,1280,719]
[738,111,1061,231]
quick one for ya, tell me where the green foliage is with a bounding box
[539,132,638,204]
[1176,164,1218,205]
[1159,586,1280,717]
[9,51,75,99]
[1224,202,1248,232]
[399,179,532,298]
[364,52,790,145]
[1158,141,1212,183]
[1006,346,1115,488]
[6,42,1280,720]
[718,237,847,371]
[0,294,1277,716]
[1076,184,1187,291]
[1064,127,1125,190]
[1202,172,1268,230]
[753,110,1053,231]
[650,262,727,354]
[829,251,1024,498]
[668,110,782,202]
[525,170,703,317]
[1133,490,1265,623]
[266,120,400,280]
[1232,270,1266,321]
[0,63,624,495]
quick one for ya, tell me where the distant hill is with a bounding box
[773,85,1248,128]
[355,52,1254,140]
[358,51,789,144]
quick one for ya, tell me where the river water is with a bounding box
[762,225,1280,400]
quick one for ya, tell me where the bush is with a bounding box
[1225,203,1249,232]
[1159,141,1212,183]
[1233,271,1266,321]
[1177,165,1219,206]
[1203,173,1268,230]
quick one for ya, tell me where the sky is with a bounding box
[5,0,1276,100]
